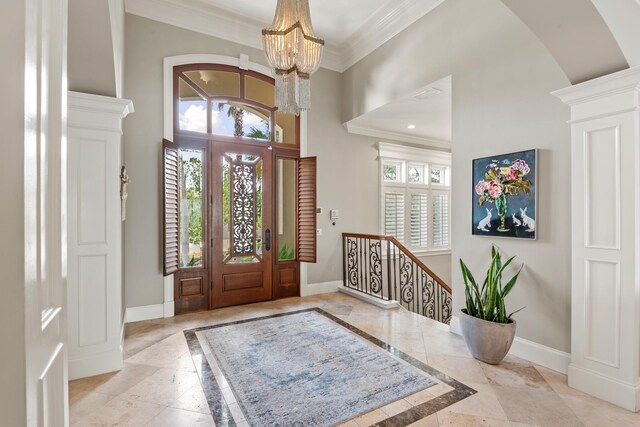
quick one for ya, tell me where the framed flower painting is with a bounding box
[472,149,537,239]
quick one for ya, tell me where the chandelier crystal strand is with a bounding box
[262,0,324,115]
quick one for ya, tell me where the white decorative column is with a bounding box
[553,67,640,411]
[67,91,134,380]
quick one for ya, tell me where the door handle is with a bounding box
[265,229,271,251]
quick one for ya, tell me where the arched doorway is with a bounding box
[163,62,316,314]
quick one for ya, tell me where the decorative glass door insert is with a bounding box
[223,153,264,264]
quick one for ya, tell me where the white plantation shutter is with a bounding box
[385,192,405,242]
[432,193,450,247]
[410,194,429,248]
[379,147,451,252]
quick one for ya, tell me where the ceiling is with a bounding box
[124,0,447,72]
[193,0,391,47]
[345,76,452,148]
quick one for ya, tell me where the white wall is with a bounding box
[68,0,117,96]
[0,1,27,425]
[499,0,628,84]
[343,0,572,352]
[419,254,452,286]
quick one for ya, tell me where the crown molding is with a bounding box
[340,0,446,70]
[345,122,451,150]
[552,65,640,106]
[124,0,343,72]
[68,91,134,133]
[125,0,447,73]
[378,142,451,164]
[68,91,134,118]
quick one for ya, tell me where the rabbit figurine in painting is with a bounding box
[520,207,535,232]
[477,208,493,232]
[511,213,522,227]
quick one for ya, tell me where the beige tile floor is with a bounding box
[69,293,640,426]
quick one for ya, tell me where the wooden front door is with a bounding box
[211,142,273,308]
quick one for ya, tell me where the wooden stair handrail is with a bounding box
[342,232,452,294]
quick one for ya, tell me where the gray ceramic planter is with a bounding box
[459,309,516,364]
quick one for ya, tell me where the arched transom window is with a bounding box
[173,64,298,146]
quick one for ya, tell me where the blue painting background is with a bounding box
[472,149,536,239]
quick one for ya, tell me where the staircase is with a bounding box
[342,233,452,324]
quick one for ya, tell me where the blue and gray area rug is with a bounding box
[199,310,436,426]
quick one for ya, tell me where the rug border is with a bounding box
[183,307,477,427]
[197,309,437,425]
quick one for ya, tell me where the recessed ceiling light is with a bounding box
[407,125,416,129]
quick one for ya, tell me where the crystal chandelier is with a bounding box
[262,0,324,115]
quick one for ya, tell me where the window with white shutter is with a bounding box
[379,143,451,253]
[432,192,450,248]
[410,194,429,249]
[384,192,405,243]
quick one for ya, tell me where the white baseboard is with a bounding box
[300,280,342,297]
[568,364,640,412]
[125,304,165,323]
[449,315,571,375]
[450,315,461,336]
[68,348,124,380]
[131,280,341,321]
[338,286,400,309]
[163,301,174,318]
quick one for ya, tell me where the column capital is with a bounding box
[552,66,640,123]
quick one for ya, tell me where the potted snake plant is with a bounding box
[459,246,524,364]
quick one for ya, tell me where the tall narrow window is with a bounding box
[384,192,405,243]
[277,158,297,262]
[410,194,429,248]
[178,148,204,268]
[432,193,450,248]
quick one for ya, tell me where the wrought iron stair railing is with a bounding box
[342,233,452,325]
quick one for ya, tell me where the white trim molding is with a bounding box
[300,281,342,297]
[125,304,165,323]
[338,286,400,310]
[378,142,452,164]
[339,0,446,71]
[66,92,133,380]
[68,91,134,132]
[553,65,640,412]
[125,0,446,72]
[449,316,571,375]
[125,0,342,71]
[163,275,175,318]
[552,66,640,112]
[346,122,451,150]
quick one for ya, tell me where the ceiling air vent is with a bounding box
[413,87,442,100]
